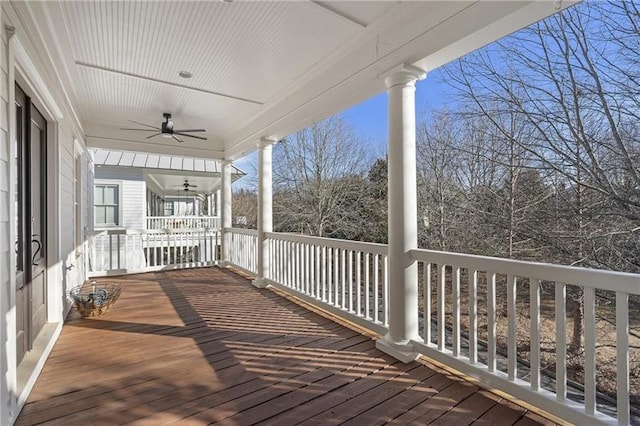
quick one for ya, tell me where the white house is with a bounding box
[89,148,243,273]
[5,2,632,425]
[91,148,244,230]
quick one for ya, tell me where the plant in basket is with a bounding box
[70,281,121,317]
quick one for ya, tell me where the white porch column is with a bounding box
[376,64,426,363]
[216,190,221,217]
[220,160,232,266]
[253,138,275,288]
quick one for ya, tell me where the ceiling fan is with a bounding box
[121,113,207,143]
[176,180,198,191]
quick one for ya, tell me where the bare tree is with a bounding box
[445,2,640,272]
[272,116,372,240]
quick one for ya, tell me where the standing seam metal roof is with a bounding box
[92,148,244,175]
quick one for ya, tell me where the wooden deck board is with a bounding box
[16,267,554,426]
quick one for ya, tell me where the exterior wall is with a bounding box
[1,2,93,423]
[0,19,12,426]
[94,166,146,230]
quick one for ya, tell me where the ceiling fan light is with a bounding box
[162,133,172,139]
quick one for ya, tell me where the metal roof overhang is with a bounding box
[93,148,244,195]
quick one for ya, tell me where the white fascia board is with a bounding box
[224,1,578,160]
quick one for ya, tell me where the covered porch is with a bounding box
[16,267,550,425]
[2,1,636,425]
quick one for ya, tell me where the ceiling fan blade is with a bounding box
[128,120,159,129]
[174,132,207,140]
[120,127,159,131]
[172,135,184,143]
[173,129,206,133]
[145,132,162,139]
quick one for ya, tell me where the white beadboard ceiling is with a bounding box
[20,1,575,160]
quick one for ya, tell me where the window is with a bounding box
[94,184,119,226]
[164,201,174,216]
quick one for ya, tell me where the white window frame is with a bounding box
[93,180,123,228]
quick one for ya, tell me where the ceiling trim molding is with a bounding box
[307,1,367,29]
[76,61,265,106]
[25,1,85,133]
[13,37,63,120]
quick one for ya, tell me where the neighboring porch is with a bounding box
[16,268,552,426]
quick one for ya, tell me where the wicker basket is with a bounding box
[70,282,121,317]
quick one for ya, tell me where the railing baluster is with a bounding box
[383,255,388,327]
[469,269,477,363]
[453,266,460,357]
[374,254,379,323]
[584,286,596,415]
[556,282,567,401]
[334,247,339,306]
[364,253,370,319]
[295,242,300,290]
[356,251,362,316]
[279,239,283,283]
[289,241,293,287]
[327,247,333,303]
[617,291,630,426]
[116,233,121,269]
[348,250,353,313]
[315,244,320,298]
[341,249,346,309]
[424,262,431,344]
[487,270,496,373]
[151,233,156,267]
[530,278,541,391]
[438,263,446,351]
[321,246,327,301]
[507,274,517,381]
[305,243,310,295]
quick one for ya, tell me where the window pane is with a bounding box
[94,186,104,204]
[95,207,105,224]
[104,186,116,204]
[106,206,116,224]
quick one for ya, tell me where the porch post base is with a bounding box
[252,277,269,289]
[217,260,228,268]
[376,335,421,363]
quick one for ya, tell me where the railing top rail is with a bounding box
[225,227,259,236]
[265,231,388,255]
[411,248,640,294]
[146,215,220,219]
[90,228,220,236]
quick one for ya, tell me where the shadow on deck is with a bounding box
[16,267,556,425]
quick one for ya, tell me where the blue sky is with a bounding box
[233,67,449,189]
[341,67,449,156]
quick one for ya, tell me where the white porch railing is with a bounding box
[146,215,220,230]
[263,232,389,335]
[410,248,638,426]
[88,228,219,276]
[225,228,258,275]
[220,231,637,426]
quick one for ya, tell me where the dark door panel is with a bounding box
[15,83,47,363]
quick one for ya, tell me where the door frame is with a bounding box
[14,85,49,361]
[3,28,64,423]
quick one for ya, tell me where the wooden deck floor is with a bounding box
[16,267,555,425]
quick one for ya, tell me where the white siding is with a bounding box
[0,25,12,426]
[1,2,94,421]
